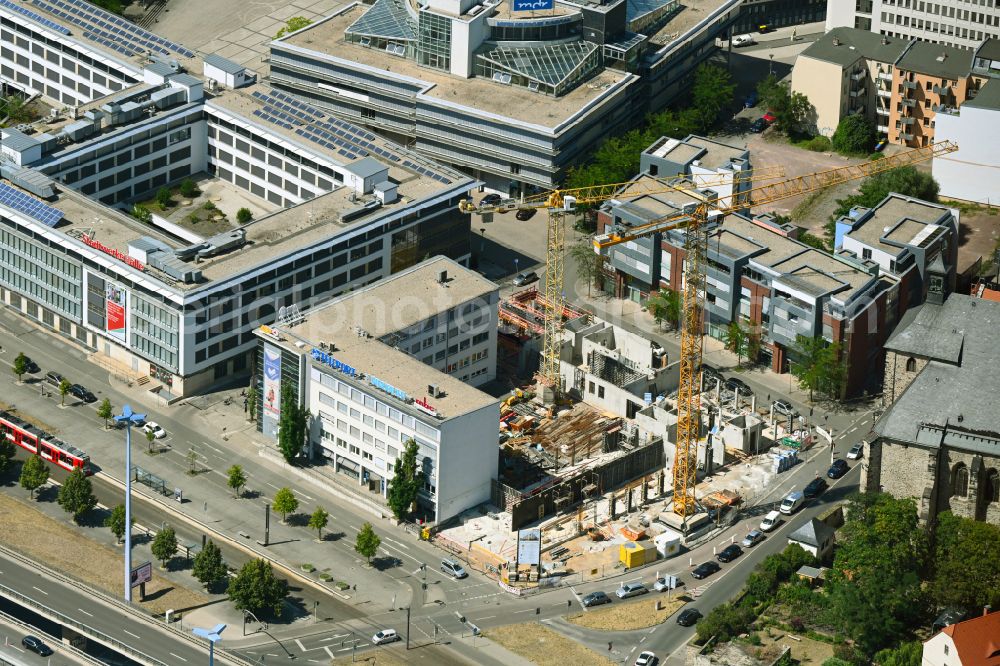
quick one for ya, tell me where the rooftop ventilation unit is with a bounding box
[438,269,448,284]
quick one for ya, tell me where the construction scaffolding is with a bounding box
[498,288,589,337]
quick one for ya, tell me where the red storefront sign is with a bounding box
[81,234,144,271]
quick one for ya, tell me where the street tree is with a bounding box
[104,504,134,544]
[272,487,299,524]
[12,352,27,383]
[247,384,259,422]
[0,436,14,475]
[186,447,198,474]
[832,114,877,156]
[193,540,228,589]
[151,525,178,568]
[745,325,762,366]
[789,335,847,402]
[57,468,97,523]
[386,439,423,520]
[145,428,155,453]
[227,464,247,498]
[647,290,681,330]
[277,382,307,464]
[228,559,288,617]
[355,522,381,565]
[722,321,749,367]
[569,241,603,297]
[309,507,329,541]
[931,511,1000,611]
[692,64,736,131]
[58,378,72,406]
[97,398,113,429]
[19,454,48,499]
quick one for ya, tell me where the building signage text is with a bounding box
[512,0,554,10]
[311,348,357,377]
[370,375,408,402]
[413,397,437,416]
[81,234,145,271]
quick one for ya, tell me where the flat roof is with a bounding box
[846,194,950,252]
[964,78,1000,111]
[287,256,498,341]
[283,6,634,128]
[683,135,747,170]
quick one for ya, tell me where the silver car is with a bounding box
[741,529,765,548]
[616,582,648,599]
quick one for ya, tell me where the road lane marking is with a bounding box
[124,630,140,639]
[77,608,93,617]
[384,537,409,550]
[169,653,188,662]
[31,586,48,595]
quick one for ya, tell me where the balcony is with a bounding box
[851,69,866,82]
[878,71,893,81]
[933,104,960,116]
[900,116,915,125]
[877,125,889,133]
[849,88,864,98]
[932,84,951,96]
[902,80,918,90]
[877,88,892,98]
[900,132,914,141]
[901,97,917,108]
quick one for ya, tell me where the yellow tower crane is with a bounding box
[457,165,788,393]
[593,141,958,518]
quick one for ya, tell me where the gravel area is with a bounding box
[565,597,686,632]
[486,622,614,666]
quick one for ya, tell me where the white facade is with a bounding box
[933,89,1000,204]
[826,0,1000,50]
[921,632,959,666]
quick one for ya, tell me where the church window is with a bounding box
[952,464,969,497]
[987,469,1000,503]
[905,357,916,372]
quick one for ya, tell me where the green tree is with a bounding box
[272,487,299,524]
[236,207,253,224]
[58,378,72,406]
[722,321,749,367]
[131,204,152,224]
[97,398,113,429]
[570,241,603,297]
[756,75,813,135]
[931,512,1000,611]
[355,521,381,564]
[179,178,198,198]
[186,447,198,474]
[104,504,134,544]
[145,428,155,453]
[1,95,35,125]
[228,559,289,617]
[19,454,48,499]
[692,64,736,131]
[745,325,762,366]
[57,468,97,523]
[0,436,14,475]
[832,114,877,156]
[151,525,178,568]
[227,464,247,498]
[277,382,306,464]
[247,384,259,422]
[872,641,922,666]
[386,439,424,520]
[695,602,755,643]
[193,539,228,589]
[647,290,681,330]
[155,187,173,209]
[309,507,329,541]
[12,352,27,383]
[274,16,312,39]
[789,335,847,402]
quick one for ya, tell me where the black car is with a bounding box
[725,377,753,396]
[717,544,743,563]
[17,356,40,374]
[69,384,97,403]
[804,477,828,499]
[581,591,611,608]
[749,117,768,133]
[677,608,702,626]
[481,193,503,207]
[515,208,537,221]
[827,459,849,479]
[691,561,721,579]
[22,635,53,656]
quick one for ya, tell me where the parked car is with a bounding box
[760,510,781,531]
[676,608,703,626]
[762,111,777,124]
[779,491,805,515]
[874,139,888,152]
[725,377,753,396]
[635,650,659,666]
[371,629,400,645]
[69,384,96,403]
[45,371,64,388]
[731,34,756,47]
[744,91,758,108]
[827,459,849,479]
[717,544,743,563]
[143,422,166,439]
[847,442,864,460]
[582,591,611,607]
[615,582,648,599]
[772,399,794,416]
[22,635,53,656]
[653,576,680,592]
[480,193,503,207]
[741,529,765,548]
[512,271,538,286]
[691,561,721,579]
[749,117,768,133]
[440,558,468,579]
[804,477,828,499]
[16,356,40,374]
[515,208,537,221]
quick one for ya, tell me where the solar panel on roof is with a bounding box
[6,0,71,34]
[0,182,64,228]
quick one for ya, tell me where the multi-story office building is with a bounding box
[268,0,744,194]
[826,0,1000,51]
[254,258,500,523]
[0,0,476,395]
[792,27,989,145]
[731,0,827,34]
[596,139,958,397]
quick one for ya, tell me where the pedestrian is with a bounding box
[791,27,797,43]
[809,406,814,417]
[608,642,613,652]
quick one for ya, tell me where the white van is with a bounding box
[760,510,781,532]
[779,491,805,515]
[732,34,756,47]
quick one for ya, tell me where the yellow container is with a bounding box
[619,541,656,568]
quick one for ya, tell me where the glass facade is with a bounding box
[0,225,81,320]
[131,293,180,371]
[418,11,452,71]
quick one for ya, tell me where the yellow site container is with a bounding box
[619,541,657,568]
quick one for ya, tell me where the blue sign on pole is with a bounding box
[512,0,554,10]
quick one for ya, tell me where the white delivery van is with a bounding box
[760,510,781,532]
[779,491,805,515]
[732,34,756,47]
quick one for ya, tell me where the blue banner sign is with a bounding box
[370,375,408,402]
[311,348,357,377]
[512,0,554,10]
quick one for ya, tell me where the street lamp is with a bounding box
[769,53,774,76]
[114,404,146,604]
[192,623,226,666]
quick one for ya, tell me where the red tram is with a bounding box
[0,410,92,474]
